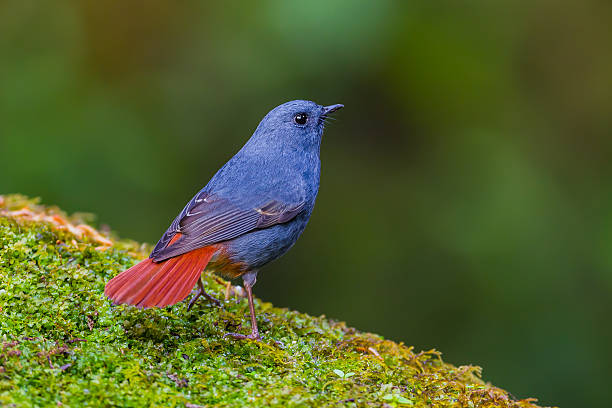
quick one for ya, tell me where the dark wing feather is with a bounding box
[150,190,207,255]
[255,201,305,228]
[150,191,304,262]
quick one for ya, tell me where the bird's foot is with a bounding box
[202,291,222,307]
[187,288,221,310]
[224,331,261,341]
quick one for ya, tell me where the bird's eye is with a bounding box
[293,113,308,125]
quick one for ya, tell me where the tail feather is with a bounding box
[104,245,217,308]
[136,258,186,307]
[129,256,186,306]
[108,259,159,304]
[138,253,200,308]
[106,260,153,300]
[158,257,201,307]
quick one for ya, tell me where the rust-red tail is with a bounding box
[104,243,217,309]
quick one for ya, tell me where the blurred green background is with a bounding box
[2,1,611,406]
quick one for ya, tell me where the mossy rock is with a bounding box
[0,195,549,407]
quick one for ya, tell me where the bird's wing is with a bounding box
[150,190,305,262]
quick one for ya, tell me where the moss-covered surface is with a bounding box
[0,195,548,407]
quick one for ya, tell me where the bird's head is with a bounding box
[249,100,343,152]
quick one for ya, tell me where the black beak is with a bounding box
[322,104,344,115]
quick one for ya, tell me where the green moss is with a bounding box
[0,195,549,407]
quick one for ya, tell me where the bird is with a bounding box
[104,100,343,340]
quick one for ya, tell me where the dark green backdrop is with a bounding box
[2,1,611,406]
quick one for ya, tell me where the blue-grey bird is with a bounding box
[105,100,343,340]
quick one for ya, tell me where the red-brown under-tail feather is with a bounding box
[104,244,217,308]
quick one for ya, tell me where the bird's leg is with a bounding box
[224,281,232,301]
[244,282,260,339]
[225,271,260,341]
[188,277,221,310]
